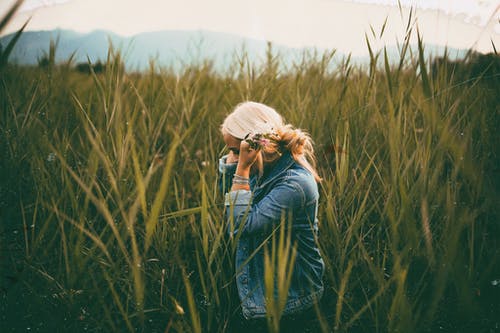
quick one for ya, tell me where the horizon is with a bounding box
[1,0,499,57]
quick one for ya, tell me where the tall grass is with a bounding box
[1,28,499,332]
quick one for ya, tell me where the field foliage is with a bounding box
[1,23,499,332]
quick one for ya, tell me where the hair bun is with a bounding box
[277,125,311,156]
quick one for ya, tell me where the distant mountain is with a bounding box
[0,29,327,72]
[0,29,469,72]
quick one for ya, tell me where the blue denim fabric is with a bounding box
[219,151,324,319]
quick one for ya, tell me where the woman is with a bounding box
[219,101,324,327]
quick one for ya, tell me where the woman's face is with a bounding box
[223,133,241,156]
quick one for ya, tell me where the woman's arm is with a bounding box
[218,151,239,195]
[225,174,308,236]
[224,140,312,236]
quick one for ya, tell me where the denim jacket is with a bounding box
[219,151,324,319]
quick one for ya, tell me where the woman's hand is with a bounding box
[230,141,260,191]
[235,140,260,177]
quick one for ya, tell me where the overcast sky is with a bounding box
[1,0,499,56]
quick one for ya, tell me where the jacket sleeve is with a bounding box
[225,176,307,236]
[218,155,237,196]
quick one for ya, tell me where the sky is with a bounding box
[1,0,499,56]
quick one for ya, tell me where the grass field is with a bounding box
[1,22,500,332]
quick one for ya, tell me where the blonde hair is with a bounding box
[221,101,321,182]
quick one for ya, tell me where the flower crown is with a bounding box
[244,132,279,150]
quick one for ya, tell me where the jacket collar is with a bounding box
[255,151,296,189]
